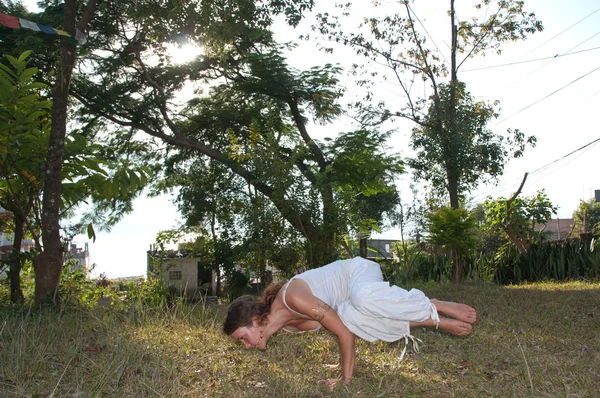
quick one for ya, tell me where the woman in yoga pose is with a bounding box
[223,257,476,387]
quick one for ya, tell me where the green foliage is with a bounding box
[56,264,172,309]
[0,277,9,302]
[426,206,477,257]
[483,189,557,243]
[572,199,600,235]
[381,246,496,286]
[326,129,403,234]
[409,83,536,203]
[494,239,600,284]
[57,0,406,266]
[226,269,250,300]
[315,1,542,210]
[0,51,51,220]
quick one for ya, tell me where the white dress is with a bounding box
[282,257,439,343]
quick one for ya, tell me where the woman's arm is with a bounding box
[285,288,356,382]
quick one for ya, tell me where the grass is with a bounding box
[1,281,599,397]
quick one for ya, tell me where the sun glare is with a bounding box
[166,43,203,65]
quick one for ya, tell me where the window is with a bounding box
[169,270,182,281]
[385,244,390,253]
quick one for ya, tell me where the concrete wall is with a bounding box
[157,257,216,296]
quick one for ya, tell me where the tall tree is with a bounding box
[315,0,542,281]
[1,3,161,305]
[71,0,402,266]
[0,51,50,303]
[315,0,542,209]
[32,0,97,304]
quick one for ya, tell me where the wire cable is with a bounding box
[406,3,450,65]
[514,6,600,61]
[529,136,600,175]
[470,135,600,201]
[496,64,600,125]
[461,46,600,72]
[505,31,600,89]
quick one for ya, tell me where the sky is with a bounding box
[18,0,600,277]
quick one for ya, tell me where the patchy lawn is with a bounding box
[1,281,598,397]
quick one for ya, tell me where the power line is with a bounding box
[461,46,600,72]
[525,144,594,191]
[496,64,600,125]
[529,136,600,175]
[514,6,600,61]
[585,86,600,102]
[406,4,450,65]
[470,135,600,202]
[511,31,600,83]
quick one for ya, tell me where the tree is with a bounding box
[315,0,541,209]
[20,0,97,305]
[425,206,477,282]
[0,51,50,303]
[314,0,542,281]
[573,199,600,236]
[69,0,402,267]
[1,3,165,305]
[409,82,536,206]
[0,49,153,303]
[483,189,557,253]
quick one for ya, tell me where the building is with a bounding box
[366,239,399,260]
[0,207,36,278]
[65,242,90,272]
[0,233,35,261]
[534,218,576,240]
[147,245,217,297]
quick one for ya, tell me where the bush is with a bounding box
[226,269,250,300]
[494,238,600,284]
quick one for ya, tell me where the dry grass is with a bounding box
[1,281,599,397]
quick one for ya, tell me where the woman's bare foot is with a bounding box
[431,299,477,324]
[438,316,473,336]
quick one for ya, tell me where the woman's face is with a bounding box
[230,320,266,350]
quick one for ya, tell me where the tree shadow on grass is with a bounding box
[2,283,597,397]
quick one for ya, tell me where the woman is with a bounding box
[223,257,476,387]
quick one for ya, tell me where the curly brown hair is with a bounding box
[223,280,287,335]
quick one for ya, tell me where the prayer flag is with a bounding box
[0,11,20,29]
[2,12,86,45]
[37,24,57,35]
[54,28,70,37]
[75,29,87,45]
[18,18,40,31]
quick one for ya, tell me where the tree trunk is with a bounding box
[9,213,25,304]
[452,247,463,284]
[359,236,367,258]
[448,0,463,283]
[34,0,78,305]
[306,231,337,269]
[447,171,460,210]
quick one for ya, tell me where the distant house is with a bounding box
[367,239,398,260]
[534,218,576,240]
[0,207,36,279]
[146,246,216,297]
[65,242,90,272]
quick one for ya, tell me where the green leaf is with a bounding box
[17,50,32,64]
[87,223,97,242]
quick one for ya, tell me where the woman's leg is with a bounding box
[410,316,473,336]
[430,299,477,324]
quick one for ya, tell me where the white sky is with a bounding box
[19,0,600,277]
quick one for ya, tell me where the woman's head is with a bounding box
[223,295,268,336]
[223,280,287,349]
